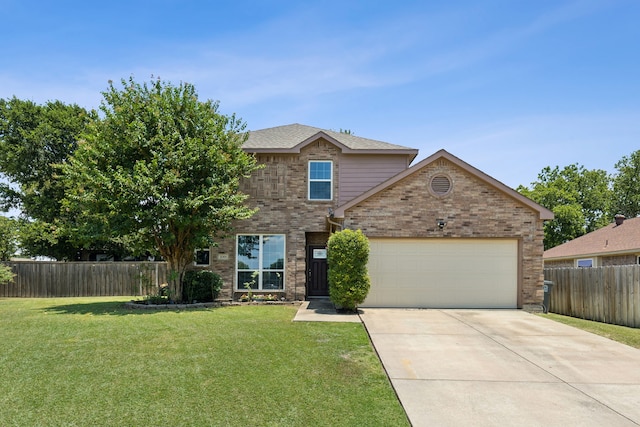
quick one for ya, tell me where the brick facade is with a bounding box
[602,254,639,266]
[209,139,339,301]
[342,158,545,307]
[208,139,547,307]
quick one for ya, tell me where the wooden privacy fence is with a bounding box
[0,261,168,298]
[544,266,640,328]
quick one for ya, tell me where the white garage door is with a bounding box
[362,238,518,308]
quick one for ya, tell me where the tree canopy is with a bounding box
[611,150,640,219]
[517,164,611,250]
[0,216,18,261]
[62,77,261,300]
[0,97,95,259]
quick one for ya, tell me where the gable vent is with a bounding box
[430,175,452,196]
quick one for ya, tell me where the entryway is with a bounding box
[306,245,328,297]
[305,231,330,298]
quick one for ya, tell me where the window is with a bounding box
[308,161,332,200]
[236,234,285,290]
[577,258,593,268]
[194,248,210,266]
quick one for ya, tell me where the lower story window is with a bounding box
[194,248,210,266]
[577,258,593,268]
[236,234,285,290]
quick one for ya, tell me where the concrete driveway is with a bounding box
[360,309,640,427]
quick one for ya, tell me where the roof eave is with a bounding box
[244,130,419,159]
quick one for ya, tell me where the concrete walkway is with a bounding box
[292,298,361,323]
[360,309,640,427]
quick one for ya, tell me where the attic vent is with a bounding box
[430,175,452,196]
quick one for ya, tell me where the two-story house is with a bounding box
[204,124,553,309]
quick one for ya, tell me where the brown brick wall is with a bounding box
[343,158,545,307]
[545,254,639,268]
[601,254,638,266]
[208,145,546,306]
[544,260,574,268]
[209,140,339,300]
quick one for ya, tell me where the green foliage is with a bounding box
[62,77,260,300]
[517,164,611,249]
[0,263,14,284]
[183,270,223,303]
[0,97,95,259]
[544,313,640,350]
[327,229,371,311]
[611,149,640,218]
[0,216,18,260]
[0,298,408,426]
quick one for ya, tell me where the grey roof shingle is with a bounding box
[544,216,640,259]
[244,123,417,152]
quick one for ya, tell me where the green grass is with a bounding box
[543,313,640,349]
[0,298,408,426]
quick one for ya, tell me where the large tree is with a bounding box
[62,77,260,300]
[611,149,640,218]
[517,164,611,249]
[0,97,95,259]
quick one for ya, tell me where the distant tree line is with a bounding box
[517,151,640,249]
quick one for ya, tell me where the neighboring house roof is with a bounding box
[334,149,554,220]
[244,123,418,160]
[544,216,640,260]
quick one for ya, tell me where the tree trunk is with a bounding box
[166,255,189,302]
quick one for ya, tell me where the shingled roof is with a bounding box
[544,216,640,260]
[244,123,418,159]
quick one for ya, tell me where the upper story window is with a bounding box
[308,161,333,200]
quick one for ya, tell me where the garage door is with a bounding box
[362,238,518,308]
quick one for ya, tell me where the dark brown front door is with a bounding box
[307,245,329,297]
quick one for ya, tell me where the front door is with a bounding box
[306,245,329,297]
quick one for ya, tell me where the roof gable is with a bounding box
[244,124,418,159]
[544,216,640,259]
[334,149,554,220]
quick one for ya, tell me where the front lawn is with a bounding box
[543,313,640,349]
[0,298,408,426]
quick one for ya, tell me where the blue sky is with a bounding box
[1,0,639,196]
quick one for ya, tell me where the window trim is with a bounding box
[576,258,593,268]
[308,160,333,201]
[235,234,286,291]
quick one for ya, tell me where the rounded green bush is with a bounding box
[182,270,223,303]
[327,229,370,311]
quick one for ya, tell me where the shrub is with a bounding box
[0,263,15,285]
[327,229,370,311]
[183,270,223,303]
